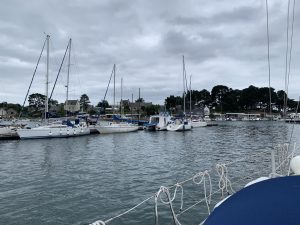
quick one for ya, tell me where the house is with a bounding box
[0,108,7,118]
[5,108,18,118]
[64,100,80,113]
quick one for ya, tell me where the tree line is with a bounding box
[2,84,297,118]
[165,85,297,114]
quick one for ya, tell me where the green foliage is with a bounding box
[165,95,183,110]
[80,94,90,112]
[164,85,296,114]
[144,104,160,116]
[211,85,229,105]
[28,93,46,117]
[136,98,144,103]
[96,100,109,108]
[56,104,65,117]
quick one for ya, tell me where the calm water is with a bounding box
[0,121,300,225]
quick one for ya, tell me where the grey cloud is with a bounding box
[0,0,300,105]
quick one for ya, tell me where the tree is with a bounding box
[223,89,241,112]
[211,85,229,112]
[96,100,109,108]
[96,100,110,114]
[239,85,259,110]
[28,93,46,117]
[49,99,58,110]
[144,105,160,116]
[80,94,90,112]
[186,89,212,107]
[165,95,182,110]
[276,90,287,113]
[136,98,144,103]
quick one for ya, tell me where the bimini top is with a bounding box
[203,176,300,225]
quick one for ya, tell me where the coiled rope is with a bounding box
[216,164,234,198]
[155,186,182,225]
[192,170,212,214]
[90,148,281,225]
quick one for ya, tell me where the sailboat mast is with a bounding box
[121,77,123,115]
[138,88,140,121]
[183,55,186,116]
[45,34,50,122]
[113,64,116,115]
[190,75,192,118]
[66,38,71,116]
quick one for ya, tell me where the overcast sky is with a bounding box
[1,0,300,105]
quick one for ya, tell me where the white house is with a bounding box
[64,100,80,113]
[0,108,7,118]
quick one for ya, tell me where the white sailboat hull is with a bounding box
[167,123,192,131]
[17,126,90,139]
[191,121,207,128]
[96,123,138,134]
[0,127,18,137]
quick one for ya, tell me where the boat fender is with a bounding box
[67,130,69,135]
[49,131,52,136]
[60,129,62,135]
[290,155,300,175]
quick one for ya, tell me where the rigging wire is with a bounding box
[284,0,291,118]
[18,38,46,119]
[265,0,272,117]
[95,65,115,123]
[48,40,70,102]
[286,0,296,108]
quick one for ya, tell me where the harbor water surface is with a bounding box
[1,121,299,225]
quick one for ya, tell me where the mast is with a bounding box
[121,77,123,116]
[190,75,192,118]
[265,0,272,119]
[131,93,133,121]
[45,34,50,123]
[183,55,186,116]
[66,38,72,117]
[113,64,116,115]
[138,88,140,121]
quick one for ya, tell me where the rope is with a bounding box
[288,143,296,175]
[91,221,106,225]
[90,195,155,225]
[216,164,234,198]
[192,170,212,214]
[178,168,268,219]
[288,97,300,145]
[89,148,274,225]
[155,186,182,225]
[159,183,184,211]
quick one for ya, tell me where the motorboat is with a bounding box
[148,113,171,131]
[167,118,192,131]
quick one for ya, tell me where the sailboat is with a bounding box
[17,36,90,139]
[167,56,192,131]
[95,65,138,134]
